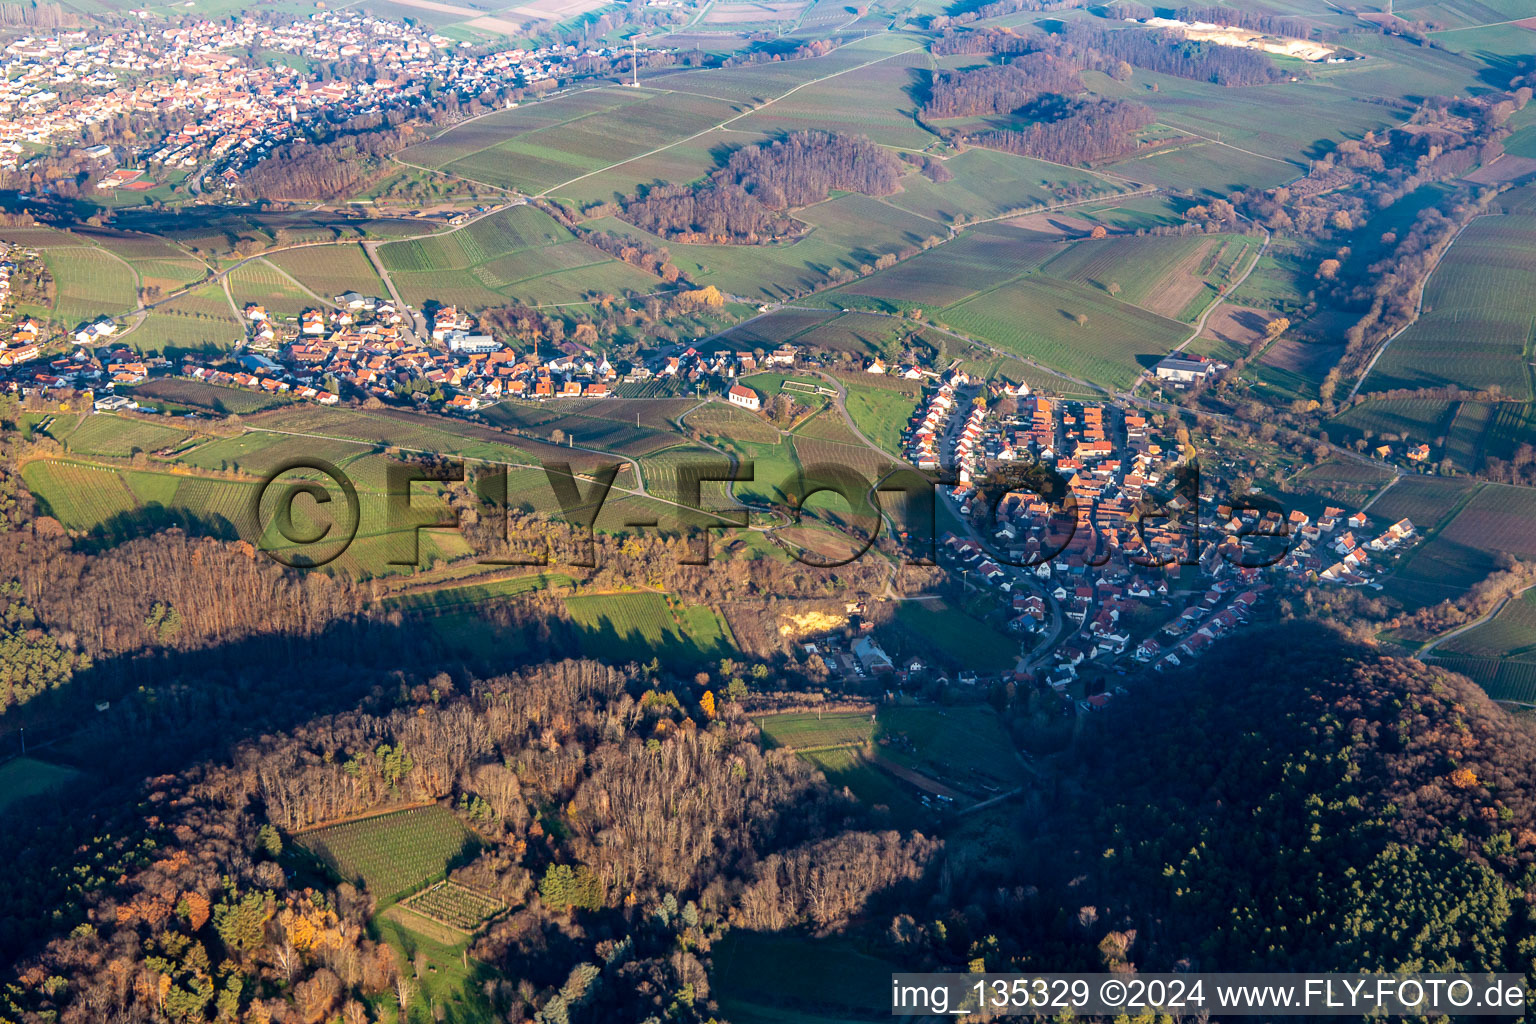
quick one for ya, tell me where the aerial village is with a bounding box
[893,372,1423,709]
[0,12,647,178]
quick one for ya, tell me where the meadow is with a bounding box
[890,599,1019,672]
[294,805,479,902]
[565,592,737,668]
[755,710,874,751]
[875,704,1024,796]
[0,757,84,814]
[1362,215,1536,399]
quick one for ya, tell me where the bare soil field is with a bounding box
[1201,305,1269,349]
[1463,155,1536,185]
[1005,212,1096,238]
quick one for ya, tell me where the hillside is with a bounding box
[961,623,1536,976]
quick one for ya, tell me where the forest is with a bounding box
[969,96,1154,165]
[924,52,1084,119]
[618,131,901,243]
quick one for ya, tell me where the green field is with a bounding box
[1362,215,1536,399]
[295,805,479,902]
[566,592,736,667]
[802,746,927,823]
[42,247,139,327]
[0,757,84,814]
[713,931,900,1024]
[876,704,1024,795]
[756,710,874,751]
[227,259,320,318]
[267,243,387,301]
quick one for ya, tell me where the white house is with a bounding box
[727,384,761,411]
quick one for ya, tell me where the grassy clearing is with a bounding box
[876,704,1023,794]
[756,710,874,751]
[0,757,84,814]
[713,931,901,1024]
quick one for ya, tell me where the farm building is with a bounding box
[1155,354,1225,385]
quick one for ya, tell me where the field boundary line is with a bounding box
[1347,212,1487,400]
[292,799,439,835]
[536,45,923,197]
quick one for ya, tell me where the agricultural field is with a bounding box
[41,247,139,327]
[267,244,387,301]
[129,378,289,414]
[423,89,744,195]
[1331,399,1458,447]
[130,257,210,296]
[21,459,143,532]
[62,414,191,457]
[1038,233,1261,322]
[565,592,737,667]
[1438,589,1536,661]
[398,881,506,933]
[1290,459,1396,511]
[875,704,1025,797]
[756,710,874,751]
[227,260,320,318]
[938,273,1189,389]
[884,148,1122,225]
[685,402,782,445]
[381,205,658,310]
[132,285,243,352]
[1432,654,1536,705]
[294,805,479,902]
[730,46,935,149]
[820,225,1060,312]
[1361,215,1536,399]
[1382,481,1536,609]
